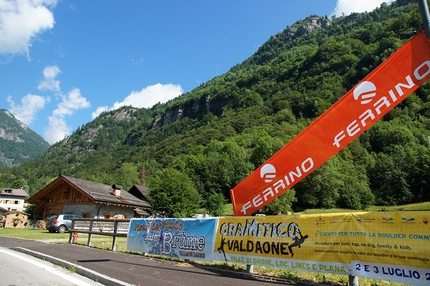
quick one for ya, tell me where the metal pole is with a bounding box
[418,0,430,38]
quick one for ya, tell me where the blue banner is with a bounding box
[127,218,218,262]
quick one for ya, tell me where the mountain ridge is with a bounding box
[0,109,50,168]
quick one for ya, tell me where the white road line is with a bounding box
[0,247,96,286]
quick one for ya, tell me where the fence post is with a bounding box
[349,275,359,286]
[246,264,254,273]
[68,219,75,244]
[87,219,93,247]
[112,220,118,251]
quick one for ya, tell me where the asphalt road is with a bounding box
[0,236,297,286]
[0,246,103,286]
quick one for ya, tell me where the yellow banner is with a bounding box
[214,212,430,285]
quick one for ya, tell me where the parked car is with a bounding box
[46,214,82,233]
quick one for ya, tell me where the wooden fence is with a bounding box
[68,218,130,251]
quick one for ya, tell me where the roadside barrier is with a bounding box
[69,212,430,286]
[68,218,129,251]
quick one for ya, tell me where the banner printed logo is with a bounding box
[354,81,377,104]
[333,60,430,149]
[217,219,309,261]
[260,164,276,183]
[127,218,217,262]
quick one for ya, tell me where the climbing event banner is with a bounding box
[213,212,430,285]
[230,30,430,216]
[127,218,218,262]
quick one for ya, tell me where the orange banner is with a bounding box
[231,30,430,216]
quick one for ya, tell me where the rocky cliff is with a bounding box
[0,109,50,167]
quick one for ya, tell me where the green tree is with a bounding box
[205,192,227,216]
[148,169,201,218]
[177,140,253,200]
[295,158,343,210]
[113,163,140,190]
[336,159,374,210]
[295,154,374,210]
[11,179,29,191]
[249,135,284,168]
[368,151,413,206]
[261,189,297,215]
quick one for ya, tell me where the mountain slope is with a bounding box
[0,109,50,168]
[2,0,429,209]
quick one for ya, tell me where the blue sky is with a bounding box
[1,0,394,144]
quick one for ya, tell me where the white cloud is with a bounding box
[113,83,183,109]
[92,83,183,119]
[44,113,69,144]
[38,65,61,91]
[331,0,394,17]
[7,94,49,125]
[91,106,109,119]
[0,0,57,56]
[45,88,90,144]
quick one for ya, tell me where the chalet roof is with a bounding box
[129,184,150,201]
[1,188,29,197]
[134,207,150,217]
[63,176,151,208]
[29,175,150,209]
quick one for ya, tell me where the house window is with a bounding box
[82,212,91,218]
[63,189,70,200]
[14,201,19,205]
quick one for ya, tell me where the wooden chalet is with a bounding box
[28,175,151,219]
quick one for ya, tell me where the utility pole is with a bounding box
[418,0,430,38]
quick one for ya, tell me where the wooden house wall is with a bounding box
[36,186,94,218]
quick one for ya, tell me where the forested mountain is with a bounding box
[0,109,50,168]
[1,0,429,213]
